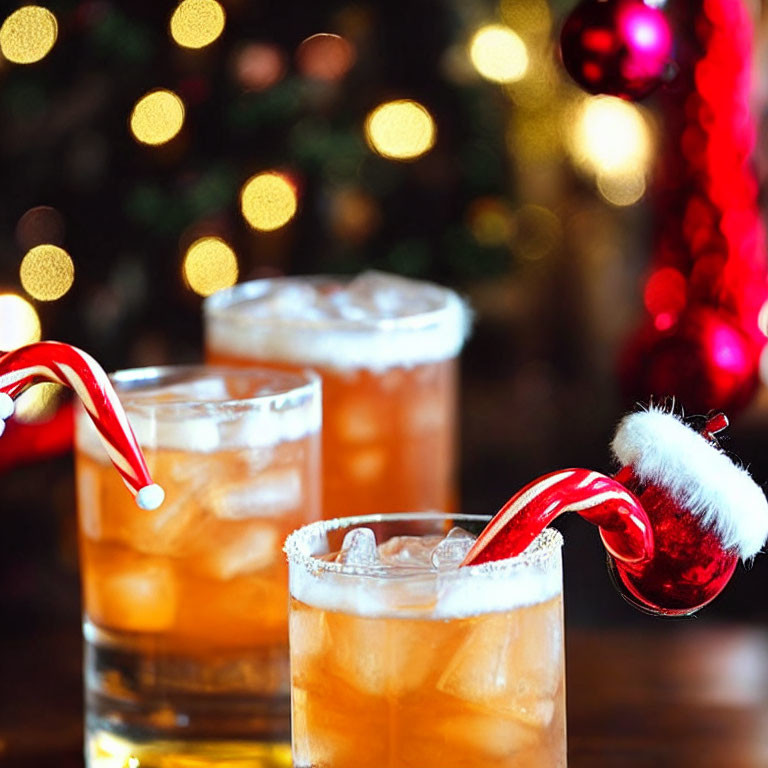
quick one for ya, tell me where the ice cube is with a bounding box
[328,290,370,321]
[325,612,439,696]
[430,527,475,570]
[344,271,421,318]
[262,282,320,318]
[126,490,209,557]
[335,527,378,566]
[437,605,563,728]
[127,413,221,452]
[431,712,540,759]
[208,469,302,519]
[378,533,444,567]
[202,523,278,579]
[88,560,176,633]
[289,605,330,666]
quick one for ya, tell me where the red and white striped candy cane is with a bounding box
[0,341,164,510]
[462,469,653,567]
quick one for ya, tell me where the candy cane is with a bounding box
[0,342,164,510]
[463,469,653,567]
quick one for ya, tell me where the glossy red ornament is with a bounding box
[619,307,759,415]
[608,466,738,616]
[560,0,673,100]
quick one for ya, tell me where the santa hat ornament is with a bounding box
[463,406,768,616]
[607,407,768,614]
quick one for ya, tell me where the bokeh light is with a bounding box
[234,43,285,91]
[466,198,515,247]
[0,6,57,65]
[597,170,647,207]
[644,267,687,326]
[20,244,74,301]
[16,206,65,250]
[512,204,562,260]
[130,90,185,146]
[14,382,63,424]
[240,172,298,231]
[0,294,41,349]
[469,25,528,84]
[571,96,652,177]
[170,0,225,50]
[364,100,436,161]
[758,299,768,337]
[183,236,238,296]
[329,187,380,243]
[296,33,355,81]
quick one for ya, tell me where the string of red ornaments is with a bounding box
[561,0,767,414]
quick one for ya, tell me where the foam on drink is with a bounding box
[76,368,321,457]
[285,520,562,619]
[204,271,471,373]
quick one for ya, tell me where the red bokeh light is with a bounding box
[296,33,355,82]
[644,267,687,320]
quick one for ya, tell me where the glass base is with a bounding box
[84,621,290,767]
[86,728,292,767]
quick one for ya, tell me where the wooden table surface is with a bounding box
[2,623,767,767]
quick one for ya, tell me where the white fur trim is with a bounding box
[612,407,768,559]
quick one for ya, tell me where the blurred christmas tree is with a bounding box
[0,0,541,364]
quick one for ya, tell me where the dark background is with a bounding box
[3,0,768,760]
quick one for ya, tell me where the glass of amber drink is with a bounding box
[76,366,320,767]
[285,512,566,768]
[204,272,469,520]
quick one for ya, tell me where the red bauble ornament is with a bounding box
[560,0,673,100]
[619,308,759,415]
[609,471,738,615]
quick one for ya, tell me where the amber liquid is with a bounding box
[207,350,457,520]
[289,595,566,767]
[77,436,318,766]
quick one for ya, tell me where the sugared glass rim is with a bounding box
[106,364,320,418]
[203,274,470,334]
[284,511,563,578]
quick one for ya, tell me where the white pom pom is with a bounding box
[0,393,14,421]
[0,420,5,438]
[136,483,165,510]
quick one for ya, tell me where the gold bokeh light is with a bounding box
[571,96,652,177]
[170,0,225,50]
[0,6,57,64]
[364,100,436,161]
[0,294,41,350]
[597,171,647,207]
[14,382,63,423]
[469,25,528,84]
[130,90,185,146]
[20,244,74,301]
[183,237,238,296]
[240,172,298,231]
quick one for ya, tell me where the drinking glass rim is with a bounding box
[203,275,470,334]
[106,364,321,417]
[284,511,563,579]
